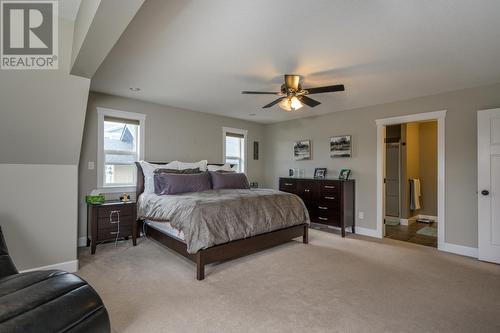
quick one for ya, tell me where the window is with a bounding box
[97,108,145,189]
[223,127,247,173]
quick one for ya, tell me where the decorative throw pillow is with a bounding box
[207,163,235,172]
[209,171,250,190]
[140,161,179,193]
[154,172,212,195]
[154,168,200,174]
[178,160,208,171]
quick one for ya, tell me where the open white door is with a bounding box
[478,108,500,264]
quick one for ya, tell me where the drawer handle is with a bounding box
[318,217,328,221]
[318,206,328,210]
[110,231,119,235]
[324,196,336,200]
[324,185,335,189]
[304,189,310,192]
[284,183,293,186]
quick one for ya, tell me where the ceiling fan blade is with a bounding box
[262,97,285,108]
[242,91,280,95]
[299,95,321,107]
[304,84,345,94]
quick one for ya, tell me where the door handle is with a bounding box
[481,190,490,196]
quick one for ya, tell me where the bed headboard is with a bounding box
[135,161,227,199]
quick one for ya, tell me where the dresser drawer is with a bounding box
[320,182,340,196]
[97,225,133,241]
[319,194,340,207]
[313,212,341,227]
[98,204,134,218]
[97,215,134,230]
[316,204,340,214]
[279,179,297,193]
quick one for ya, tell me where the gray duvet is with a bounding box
[138,189,310,253]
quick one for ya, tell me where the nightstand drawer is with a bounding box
[97,216,134,230]
[98,204,134,218]
[97,225,132,241]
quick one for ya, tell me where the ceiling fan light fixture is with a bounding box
[278,98,292,111]
[290,96,303,111]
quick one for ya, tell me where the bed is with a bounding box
[132,162,310,280]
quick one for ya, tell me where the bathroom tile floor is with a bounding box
[385,221,437,248]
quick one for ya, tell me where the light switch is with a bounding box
[358,211,364,219]
[88,161,95,170]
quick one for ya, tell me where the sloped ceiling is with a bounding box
[0,15,90,165]
[91,0,500,123]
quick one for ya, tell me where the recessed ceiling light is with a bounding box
[249,113,256,116]
[129,87,141,92]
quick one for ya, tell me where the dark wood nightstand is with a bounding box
[87,201,136,254]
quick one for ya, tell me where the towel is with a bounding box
[410,178,421,210]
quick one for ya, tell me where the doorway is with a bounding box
[376,111,446,250]
[383,122,438,247]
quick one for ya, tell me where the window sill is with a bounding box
[96,186,136,194]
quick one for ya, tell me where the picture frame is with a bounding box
[314,168,327,179]
[338,168,351,180]
[294,140,312,160]
[330,135,352,158]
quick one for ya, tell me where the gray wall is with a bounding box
[78,92,266,240]
[263,82,500,248]
[0,18,90,270]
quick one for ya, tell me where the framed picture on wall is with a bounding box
[330,135,352,158]
[294,140,311,160]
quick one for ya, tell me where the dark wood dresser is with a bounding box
[279,177,355,237]
[87,201,136,254]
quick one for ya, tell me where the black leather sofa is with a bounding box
[0,227,110,332]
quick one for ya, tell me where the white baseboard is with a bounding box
[417,214,438,222]
[384,216,400,223]
[355,226,381,238]
[439,242,478,258]
[20,259,79,273]
[78,236,88,247]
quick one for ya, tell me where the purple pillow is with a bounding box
[154,172,211,195]
[209,171,250,190]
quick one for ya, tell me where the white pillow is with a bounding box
[139,160,179,193]
[207,163,234,172]
[178,160,208,172]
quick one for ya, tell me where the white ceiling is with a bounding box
[91,0,500,124]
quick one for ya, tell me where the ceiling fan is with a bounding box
[242,74,345,112]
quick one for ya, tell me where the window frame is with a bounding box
[222,126,248,173]
[97,107,146,191]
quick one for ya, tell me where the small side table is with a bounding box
[87,201,136,254]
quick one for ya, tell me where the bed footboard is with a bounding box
[136,222,308,280]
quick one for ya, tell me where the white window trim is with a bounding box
[222,126,248,173]
[97,107,146,191]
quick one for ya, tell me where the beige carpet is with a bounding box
[78,229,500,333]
